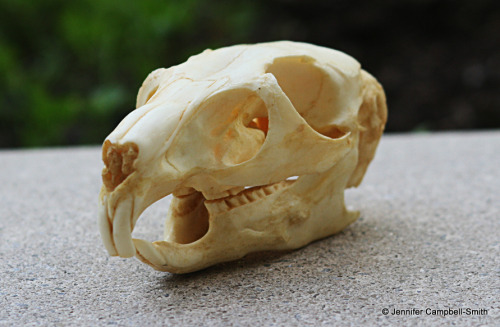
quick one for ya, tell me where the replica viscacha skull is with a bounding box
[98,41,387,273]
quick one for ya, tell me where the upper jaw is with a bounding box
[199,186,245,200]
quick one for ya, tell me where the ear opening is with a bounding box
[266,56,348,139]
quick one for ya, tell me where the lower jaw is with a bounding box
[164,179,297,245]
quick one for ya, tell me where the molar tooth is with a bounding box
[205,200,229,214]
[225,198,238,209]
[262,186,272,195]
[254,188,267,198]
[219,200,231,212]
[228,187,244,196]
[237,195,249,205]
[244,192,255,202]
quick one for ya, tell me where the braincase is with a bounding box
[265,55,361,139]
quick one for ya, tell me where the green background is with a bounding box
[1,0,498,148]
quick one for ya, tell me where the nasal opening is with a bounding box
[102,141,139,192]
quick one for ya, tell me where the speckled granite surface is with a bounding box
[1,132,499,326]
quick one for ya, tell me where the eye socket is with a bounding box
[223,93,268,165]
[266,56,348,139]
[197,89,269,166]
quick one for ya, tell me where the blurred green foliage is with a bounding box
[0,0,258,147]
[1,0,499,147]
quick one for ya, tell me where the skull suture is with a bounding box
[98,41,387,273]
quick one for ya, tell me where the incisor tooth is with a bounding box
[112,196,136,258]
[225,199,237,209]
[220,200,231,211]
[98,198,118,256]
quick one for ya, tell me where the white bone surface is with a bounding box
[98,41,387,273]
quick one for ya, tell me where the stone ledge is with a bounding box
[1,131,499,326]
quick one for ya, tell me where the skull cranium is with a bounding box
[98,41,387,273]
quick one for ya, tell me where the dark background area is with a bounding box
[1,0,499,148]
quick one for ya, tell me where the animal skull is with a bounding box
[98,41,387,273]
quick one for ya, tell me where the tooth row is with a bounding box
[206,179,296,214]
[203,187,245,200]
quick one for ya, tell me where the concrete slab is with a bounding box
[1,132,499,326]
